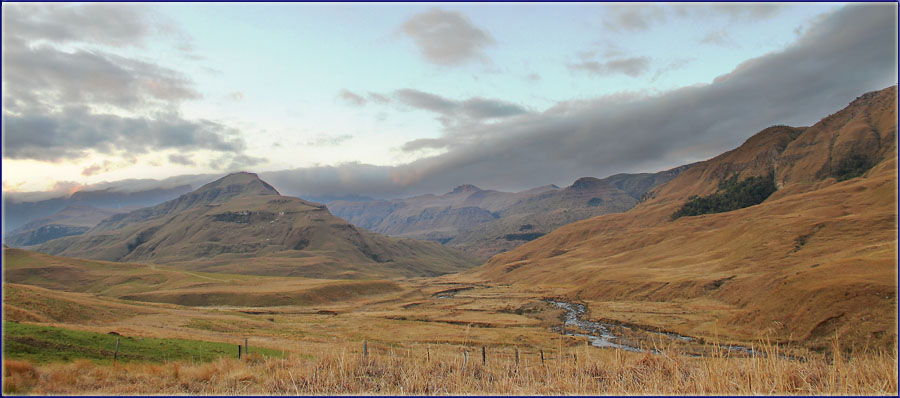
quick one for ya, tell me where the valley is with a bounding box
[3,87,897,395]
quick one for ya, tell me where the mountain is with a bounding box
[35,172,479,279]
[4,205,130,247]
[467,86,898,351]
[327,184,549,242]
[328,167,690,258]
[3,184,195,232]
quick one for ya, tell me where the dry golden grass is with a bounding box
[469,87,899,353]
[6,338,896,395]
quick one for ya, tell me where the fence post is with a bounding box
[238,344,242,359]
[463,350,468,367]
[114,337,120,364]
[540,349,544,364]
[574,352,577,365]
[426,347,430,362]
[363,340,368,358]
[482,346,486,365]
[245,338,249,355]
[515,347,520,370]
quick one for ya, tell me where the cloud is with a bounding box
[168,153,196,166]
[1,3,156,48]
[9,5,895,205]
[338,89,367,106]
[676,4,786,21]
[227,91,244,101]
[367,92,391,104]
[699,30,734,46]
[602,5,667,31]
[525,73,541,82]
[1,3,257,167]
[569,56,652,78]
[400,8,494,65]
[339,90,392,107]
[259,5,895,199]
[305,134,354,147]
[394,89,528,127]
[81,159,138,177]
[604,4,786,32]
[207,154,265,172]
[4,107,247,162]
[3,44,200,112]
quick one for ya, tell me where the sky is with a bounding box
[2,2,897,201]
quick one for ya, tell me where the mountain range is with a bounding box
[465,85,898,351]
[328,166,691,258]
[34,172,479,279]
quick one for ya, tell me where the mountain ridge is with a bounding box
[35,172,479,279]
[465,85,898,351]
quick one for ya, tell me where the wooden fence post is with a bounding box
[515,347,520,370]
[245,338,249,355]
[463,350,468,366]
[574,352,577,365]
[540,349,544,364]
[426,347,430,362]
[482,346,486,365]
[238,344,242,359]
[363,340,368,358]
[114,337,120,364]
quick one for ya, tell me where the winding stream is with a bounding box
[548,300,762,357]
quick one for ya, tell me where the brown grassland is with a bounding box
[4,87,898,395]
[3,272,898,395]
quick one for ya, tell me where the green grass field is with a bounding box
[3,322,282,364]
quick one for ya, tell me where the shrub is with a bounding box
[833,154,874,181]
[671,172,777,220]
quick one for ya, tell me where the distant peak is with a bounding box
[449,184,482,194]
[570,177,602,191]
[197,171,280,196]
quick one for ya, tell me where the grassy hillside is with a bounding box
[34,173,479,279]
[3,248,405,307]
[4,321,282,364]
[468,86,898,352]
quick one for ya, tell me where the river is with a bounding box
[548,299,763,357]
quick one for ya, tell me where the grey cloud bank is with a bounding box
[2,3,256,170]
[260,5,898,200]
[6,5,897,205]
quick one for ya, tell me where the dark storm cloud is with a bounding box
[2,3,254,167]
[400,8,494,66]
[4,107,246,162]
[569,56,652,77]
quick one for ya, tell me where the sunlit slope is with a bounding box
[3,248,403,307]
[470,86,898,350]
[35,172,479,279]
